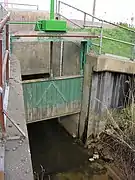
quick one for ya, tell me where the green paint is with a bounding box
[41,19,67,32]
[35,20,43,31]
[50,0,55,20]
[35,19,67,32]
[80,41,88,74]
[35,0,67,32]
[23,77,83,109]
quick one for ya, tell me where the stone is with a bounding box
[8,124,12,128]
[12,147,18,151]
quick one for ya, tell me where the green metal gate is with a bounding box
[23,75,83,123]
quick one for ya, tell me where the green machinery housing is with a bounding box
[35,0,67,32]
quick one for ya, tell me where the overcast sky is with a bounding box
[7,0,135,24]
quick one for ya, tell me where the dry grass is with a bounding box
[92,102,135,180]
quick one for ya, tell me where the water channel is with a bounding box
[27,119,113,180]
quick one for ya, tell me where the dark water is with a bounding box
[27,119,110,180]
[27,119,89,175]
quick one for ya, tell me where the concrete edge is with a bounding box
[87,54,135,74]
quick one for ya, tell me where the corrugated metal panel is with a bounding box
[23,75,83,123]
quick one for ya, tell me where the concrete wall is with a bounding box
[9,10,49,32]
[58,114,80,138]
[12,41,50,75]
[12,41,80,76]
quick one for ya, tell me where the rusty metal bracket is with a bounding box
[3,110,27,139]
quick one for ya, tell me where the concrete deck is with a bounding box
[5,55,33,180]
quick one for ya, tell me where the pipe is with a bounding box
[9,21,36,24]
[50,0,55,20]
[2,50,9,78]
[12,34,99,38]
[0,12,10,32]
[0,34,5,134]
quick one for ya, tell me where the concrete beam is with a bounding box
[92,54,135,74]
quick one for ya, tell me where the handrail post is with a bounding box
[83,13,86,28]
[99,20,103,55]
[6,19,9,83]
[0,32,5,136]
[58,1,61,19]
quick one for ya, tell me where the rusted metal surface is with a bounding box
[0,142,5,180]
[6,24,9,82]
[0,12,10,32]
[0,33,5,134]
[2,50,9,79]
[0,7,10,180]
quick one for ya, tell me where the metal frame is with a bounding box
[58,1,135,56]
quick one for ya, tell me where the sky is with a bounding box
[7,0,135,24]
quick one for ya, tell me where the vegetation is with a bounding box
[68,26,135,59]
[86,83,135,180]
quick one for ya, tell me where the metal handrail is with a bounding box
[0,12,10,31]
[58,1,135,56]
[59,13,83,28]
[1,2,39,10]
[0,5,10,136]
[59,1,135,33]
